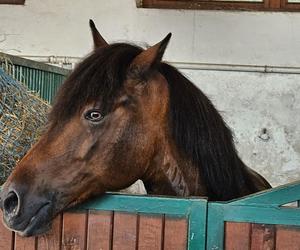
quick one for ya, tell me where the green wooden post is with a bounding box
[206,203,225,250]
[188,199,208,249]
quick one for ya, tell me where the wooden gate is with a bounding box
[1,181,300,249]
[0,194,207,250]
[207,181,300,249]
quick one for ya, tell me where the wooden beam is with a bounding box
[0,0,25,5]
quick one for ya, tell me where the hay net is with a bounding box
[0,67,49,184]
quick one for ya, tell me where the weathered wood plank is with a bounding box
[62,212,87,250]
[0,210,14,250]
[225,222,251,250]
[164,217,188,250]
[250,224,275,250]
[112,212,137,250]
[37,214,62,250]
[87,210,113,250]
[276,226,300,250]
[138,214,163,250]
[14,235,36,250]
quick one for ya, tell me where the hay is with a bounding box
[0,66,50,184]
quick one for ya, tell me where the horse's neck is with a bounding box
[142,138,206,197]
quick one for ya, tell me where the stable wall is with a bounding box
[184,69,300,186]
[0,0,299,186]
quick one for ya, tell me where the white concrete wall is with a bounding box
[184,69,300,186]
[0,0,299,186]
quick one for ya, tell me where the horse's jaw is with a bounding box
[142,140,204,197]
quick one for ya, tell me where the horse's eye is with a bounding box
[85,110,103,122]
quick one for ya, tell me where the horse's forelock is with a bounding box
[48,43,143,125]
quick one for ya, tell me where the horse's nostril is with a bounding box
[3,191,19,217]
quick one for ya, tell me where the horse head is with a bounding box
[0,20,177,236]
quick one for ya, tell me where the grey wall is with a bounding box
[183,69,300,187]
[0,0,299,186]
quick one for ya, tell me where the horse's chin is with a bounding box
[3,203,54,237]
[17,221,52,237]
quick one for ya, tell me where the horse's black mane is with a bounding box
[159,63,259,200]
[50,43,257,200]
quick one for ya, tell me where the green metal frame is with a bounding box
[0,52,70,103]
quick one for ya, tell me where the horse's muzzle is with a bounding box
[0,186,53,237]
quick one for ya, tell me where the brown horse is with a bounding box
[0,20,271,237]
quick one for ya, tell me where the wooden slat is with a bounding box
[225,222,251,250]
[251,224,275,250]
[269,0,281,8]
[37,214,62,250]
[62,212,87,250]
[0,210,14,250]
[112,212,137,250]
[164,217,188,250]
[140,0,267,11]
[87,210,113,250]
[138,214,163,250]
[276,226,300,250]
[0,0,25,4]
[14,235,36,250]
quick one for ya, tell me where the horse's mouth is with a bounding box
[9,197,89,237]
[5,202,52,237]
[15,199,85,237]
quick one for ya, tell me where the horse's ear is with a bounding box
[89,19,108,49]
[131,33,172,69]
